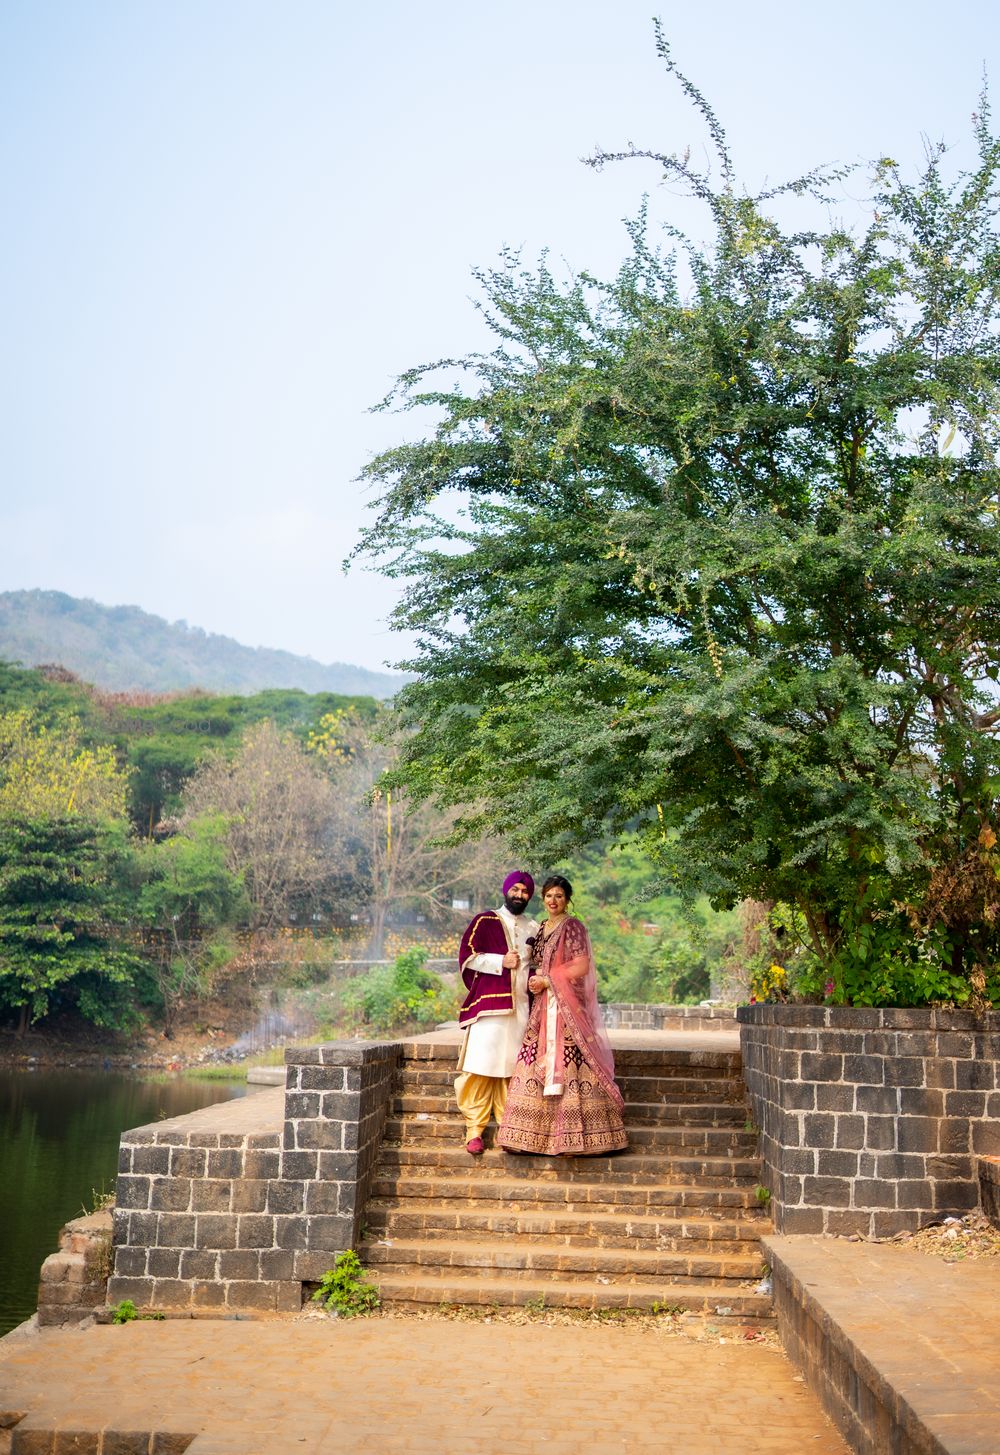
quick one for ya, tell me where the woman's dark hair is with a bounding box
[541,874,573,901]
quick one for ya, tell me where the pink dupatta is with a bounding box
[536,916,623,1110]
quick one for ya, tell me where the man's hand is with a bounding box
[501,950,520,970]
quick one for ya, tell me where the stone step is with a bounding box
[365,1201,770,1253]
[397,1069,745,1102]
[400,1044,742,1072]
[383,1116,756,1155]
[377,1145,762,1186]
[392,1094,750,1126]
[361,1236,766,1284]
[366,1269,773,1320]
[370,1172,769,1213]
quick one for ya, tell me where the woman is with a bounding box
[497,875,627,1157]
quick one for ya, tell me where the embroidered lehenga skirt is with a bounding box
[496,998,628,1157]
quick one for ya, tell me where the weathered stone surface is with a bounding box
[739,1005,1000,1235]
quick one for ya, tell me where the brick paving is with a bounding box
[0,1316,846,1454]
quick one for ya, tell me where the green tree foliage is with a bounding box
[341,947,456,1033]
[568,839,739,1003]
[0,818,142,1031]
[357,43,1000,1007]
[0,709,128,821]
[108,687,379,831]
[133,815,247,1035]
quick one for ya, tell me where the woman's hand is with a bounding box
[528,975,549,994]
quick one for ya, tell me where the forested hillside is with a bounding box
[0,590,404,697]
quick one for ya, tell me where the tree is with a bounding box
[357,39,1000,1007]
[0,709,127,821]
[133,815,247,1036]
[0,817,141,1032]
[179,719,339,929]
[307,710,507,956]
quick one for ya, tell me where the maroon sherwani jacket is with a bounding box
[457,911,514,1029]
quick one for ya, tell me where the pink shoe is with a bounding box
[466,1136,485,1156]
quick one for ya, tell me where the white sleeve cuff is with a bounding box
[468,952,506,976]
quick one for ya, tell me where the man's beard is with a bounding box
[504,893,529,915]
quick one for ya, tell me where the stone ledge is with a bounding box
[763,1233,1000,1454]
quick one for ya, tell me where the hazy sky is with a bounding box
[2,1,997,671]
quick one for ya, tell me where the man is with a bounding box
[454,871,539,1154]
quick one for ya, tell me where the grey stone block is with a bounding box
[304,1182,343,1215]
[230,1180,268,1213]
[207,1148,245,1179]
[132,1146,171,1175]
[194,1215,237,1250]
[285,1092,321,1120]
[259,1249,296,1280]
[191,1179,232,1212]
[237,1215,275,1249]
[267,1181,305,1214]
[115,1176,151,1210]
[295,1120,344,1151]
[180,1249,219,1279]
[169,1146,207,1178]
[192,1279,227,1308]
[275,1216,309,1250]
[146,1248,181,1278]
[150,1178,192,1213]
[281,1151,319,1180]
[156,1214,196,1248]
[243,1149,280,1180]
[219,1249,260,1279]
[305,1213,353,1249]
[226,1281,277,1311]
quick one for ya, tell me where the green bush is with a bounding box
[311,1251,380,1318]
[341,947,455,1033]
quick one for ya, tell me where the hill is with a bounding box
[0,590,405,698]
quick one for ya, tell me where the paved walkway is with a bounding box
[0,1316,845,1454]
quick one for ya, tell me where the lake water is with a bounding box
[0,1070,250,1337]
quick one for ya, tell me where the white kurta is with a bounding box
[456,904,540,1079]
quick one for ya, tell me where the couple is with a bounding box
[454,870,627,1157]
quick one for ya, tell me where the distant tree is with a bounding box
[133,815,247,1036]
[0,710,127,821]
[179,720,338,929]
[357,43,1000,1007]
[0,817,141,1033]
[308,711,508,955]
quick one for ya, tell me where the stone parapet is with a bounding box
[764,1232,1000,1454]
[105,1041,402,1313]
[738,1004,1000,1235]
[604,1004,736,1032]
[281,1039,400,1280]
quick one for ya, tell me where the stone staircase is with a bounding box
[360,1041,774,1322]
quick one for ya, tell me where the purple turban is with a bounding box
[502,870,535,898]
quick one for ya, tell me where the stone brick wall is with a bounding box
[738,1004,1000,1235]
[282,1039,400,1283]
[604,1004,736,1032]
[106,1040,401,1313]
[37,1210,113,1327]
[106,1090,295,1314]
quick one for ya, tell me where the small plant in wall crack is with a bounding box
[311,1251,381,1318]
[111,1300,164,1324]
[754,1185,772,1207]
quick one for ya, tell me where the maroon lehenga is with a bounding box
[497,917,627,1157]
